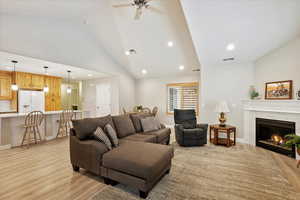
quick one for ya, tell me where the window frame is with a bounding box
[166,82,199,115]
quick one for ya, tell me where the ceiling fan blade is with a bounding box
[112,3,133,8]
[134,8,143,20]
[146,6,163,14]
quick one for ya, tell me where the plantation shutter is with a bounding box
[167,82,199,114]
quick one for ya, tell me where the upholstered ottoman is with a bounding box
[101,141,174,198]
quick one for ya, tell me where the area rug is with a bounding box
[91,143,297,200]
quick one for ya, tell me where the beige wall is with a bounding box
[81,77,120,117]
[135,74,200,125]
[255,36,300,98]
[200,63,255,140]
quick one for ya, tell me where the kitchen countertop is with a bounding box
[0,110,83,118]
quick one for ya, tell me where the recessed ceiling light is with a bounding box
[179,65,185,70]
[226,43,235,51]
[142,69,147,75]
[88,74,93,77]
[167,41,174,47]
[125,49,137,56]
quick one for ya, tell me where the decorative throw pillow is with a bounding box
[112,115,136,138]
[105,124,119,147]
[130,113,153,132]
[141,117,160,132]
[153,117,162,130]
[183,119,197,129]
[93,127,112,150]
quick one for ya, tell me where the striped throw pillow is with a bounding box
[105,124,119,147]
[94,127,112,150]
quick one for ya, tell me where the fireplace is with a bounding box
[256,118,296,158]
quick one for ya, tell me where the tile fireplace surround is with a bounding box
[243,100,300,160]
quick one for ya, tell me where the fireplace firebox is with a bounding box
[256,118,296,158]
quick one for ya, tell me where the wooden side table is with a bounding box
[209,124,236,147]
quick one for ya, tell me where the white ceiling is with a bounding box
[180,0,300,66]
[0,51,109,80]
[111,0,200,78]
[0,0,132,78]
[0,0,200,79]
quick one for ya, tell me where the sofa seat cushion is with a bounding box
[142,128,171,143]
[72,115,115,140]
[121,134,157,143]
[112,115,136,138]
[102,142,174,181]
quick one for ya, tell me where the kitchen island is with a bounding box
[0,111,85,150]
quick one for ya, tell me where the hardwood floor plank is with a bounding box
[0,137,299,200]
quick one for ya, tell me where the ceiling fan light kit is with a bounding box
[113,0,162,20]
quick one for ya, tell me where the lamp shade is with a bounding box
[215,101,230,113]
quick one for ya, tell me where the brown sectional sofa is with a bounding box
[70,114,173,198]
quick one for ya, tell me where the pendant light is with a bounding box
[11,60,18,91]
[66,70,72,94]
[43,66,49,93]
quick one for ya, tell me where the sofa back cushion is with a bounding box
[112,115,136,138]
[130,113,153,132]
[72,115,115,140]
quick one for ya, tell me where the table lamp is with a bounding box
[215,101,230,127]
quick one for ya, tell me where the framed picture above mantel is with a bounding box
[265,80,293,100]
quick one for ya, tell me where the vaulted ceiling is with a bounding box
[180,0,300,66]
[0,0,200,79]
[1,0,300,78]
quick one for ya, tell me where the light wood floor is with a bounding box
[0,137,300,200]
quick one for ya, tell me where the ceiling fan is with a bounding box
[112,0,162,20]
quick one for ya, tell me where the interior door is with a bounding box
[96,83,111,117]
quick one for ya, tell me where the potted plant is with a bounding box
[284,134,300,168]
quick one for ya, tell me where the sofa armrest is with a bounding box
[197,124,208,131]
[70,135,109,175]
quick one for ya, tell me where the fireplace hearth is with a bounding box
[256,118,296,158]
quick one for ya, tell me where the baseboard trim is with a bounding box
[0,144,12,150]
[45,135,56,141]
[236,138,249,144]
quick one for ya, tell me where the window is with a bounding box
[167,82,199,114]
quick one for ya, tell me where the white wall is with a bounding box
[135,74,199,125]
[82,77,120,117]
[255,36,300,98]
[0,101,13,112]
[200,63,255,139]
[0,1,136,111]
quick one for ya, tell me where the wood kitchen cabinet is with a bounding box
[0,71,12,100]
[45,76,62,111]
[16,72,44,90]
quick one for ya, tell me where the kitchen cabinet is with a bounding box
[45,76,62,111]
[16,72,44,90]
[0,71,12,100]
[31,74,44,89]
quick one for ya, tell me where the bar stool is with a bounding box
[57,110,74,138]
[21,111,44,148]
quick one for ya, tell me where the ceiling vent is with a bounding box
[223,57,235,62]
[192,68,200,72]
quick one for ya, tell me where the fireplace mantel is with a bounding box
[242,100,300,160]
[242,100,300,114]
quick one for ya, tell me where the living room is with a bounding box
[1,0,300,200]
